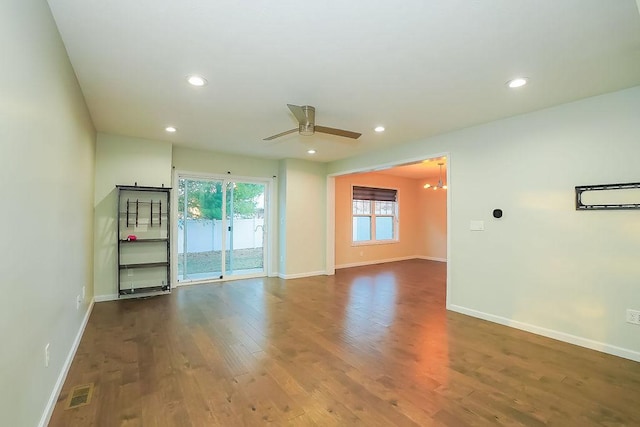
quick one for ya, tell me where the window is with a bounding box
[352,186,398,243]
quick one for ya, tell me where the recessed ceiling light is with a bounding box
[187,75,207,87]
[307,149,316,155]
[165,126,177,133]
[507,77,528,88]
[374,126,385,132]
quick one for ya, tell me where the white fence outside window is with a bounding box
[177,218,264,253]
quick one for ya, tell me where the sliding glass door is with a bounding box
[225,181,266,276]
[177,175,267,283]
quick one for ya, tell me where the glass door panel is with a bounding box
[225,181,266,276]
[177,177,224,282]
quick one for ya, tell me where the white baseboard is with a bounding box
[335,255,417,270]
[94,294,118,302]
[416,255,447,262]
[448,304,640,363]
[38,298,95,427]
[278,270,326,279]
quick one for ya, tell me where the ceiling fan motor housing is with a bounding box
[263,104,361,140]
[299,105,315,136]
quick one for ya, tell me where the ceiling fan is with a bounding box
[264,104,361,141]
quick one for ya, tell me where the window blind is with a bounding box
[352,186,397,202]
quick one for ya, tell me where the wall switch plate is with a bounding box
[127,269,133,277]
[45,343,50,367]
[470,220,485,231]
[82,286,85,301]
[626,309,640,325]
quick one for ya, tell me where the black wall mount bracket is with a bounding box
[575,182,640,210]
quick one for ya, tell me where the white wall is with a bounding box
[0,1,96,425]
[279,159,328,277]
[328,86,640,361]
[94,133,172,298]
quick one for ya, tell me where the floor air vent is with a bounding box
[65,383,94,410]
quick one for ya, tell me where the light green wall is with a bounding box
[173,146,279,178]
[278,160,288,275]
[329,86,640,360]
[96,142,313,294]
[0,1,96,426]
[279,159,328,277]
[94,133,172,297]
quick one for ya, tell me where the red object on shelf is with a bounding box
[127,235,137,241]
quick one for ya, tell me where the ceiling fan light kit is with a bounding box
[264,104,362,141]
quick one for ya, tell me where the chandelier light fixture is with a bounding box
[423,162,447,190]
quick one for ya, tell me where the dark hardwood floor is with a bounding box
[50,260,640,426]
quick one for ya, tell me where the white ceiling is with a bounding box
[47,0,640,163]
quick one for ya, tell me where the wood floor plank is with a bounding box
[49,260,640,426]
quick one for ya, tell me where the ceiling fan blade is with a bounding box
[263,128,298,141]
[287,104,308,125]
[315,125,361,139]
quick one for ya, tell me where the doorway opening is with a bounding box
[175,174,268,283]
[326,152,450,305]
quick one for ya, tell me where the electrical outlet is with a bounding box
[626,309,640,325]
[45,343,50,367]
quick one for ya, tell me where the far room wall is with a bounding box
[416,178,448,261]
[334,171,448,268]
[172,146,280,277]
[335,172,418,267]
[93,138,327,296]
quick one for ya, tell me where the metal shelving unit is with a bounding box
[116,185,171,297]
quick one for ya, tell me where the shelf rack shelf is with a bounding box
[119,262,170,269]
[119,238,168,243]
[119,286,167,296]
[116,185,171,297]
